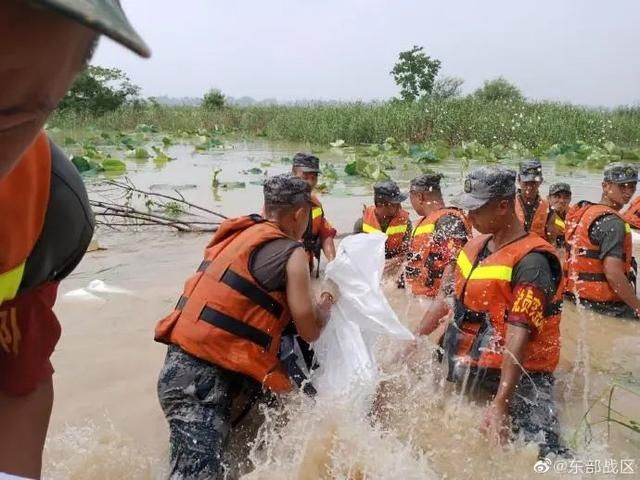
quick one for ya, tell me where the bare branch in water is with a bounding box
[104,178,228,220]
[91,194,221,233]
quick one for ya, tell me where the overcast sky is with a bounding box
[94,0,640,106]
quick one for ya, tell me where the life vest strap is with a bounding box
[221,269,283,318]
[200,306,272,350]
[197,260,212,272]
[577,272,607,282]
[174,263,285,320]
[577,249,601,259]
[176,295,188,310]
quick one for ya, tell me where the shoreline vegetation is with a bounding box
[50,100,640,175]
[51,100,640,148]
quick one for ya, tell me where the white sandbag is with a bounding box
[312,233,414,401]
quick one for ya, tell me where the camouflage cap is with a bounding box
[452,166,517,211]
[410,173,443,192]
[32,0,151,57]
[292,153,321,173]
[549,182,572,196]
[374,180,407,204]
[518,158,543,183]
[264,174,312,206]
[603,162,638,184]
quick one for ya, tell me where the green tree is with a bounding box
[474,77,524,102]
[430,76,464,100]
[57,65,141,115]
[202,89,226,110]
[390,46,442,102]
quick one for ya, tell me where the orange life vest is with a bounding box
[564,202,634,303]
[622,196,640,230]
[447,233,562,373]
[405,208,472,297]
[516,196,550,238]
[362,206,409,257]
[0,131,51,304]
[154,216,297,392]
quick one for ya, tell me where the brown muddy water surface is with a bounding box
[44,140,639,479]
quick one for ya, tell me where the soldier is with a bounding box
[155,175,338,479]
[419,166,567,458]
[402,173,472,297]
[0,1,149,478]
[565,163,640,318]
[354,180,412,260]
[548,183,572,249]
[291,153,337,276]
[515,159,561,244]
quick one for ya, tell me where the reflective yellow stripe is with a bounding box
[554,217,565,230]
[456,250,513,282]
[625,223,631,233]
[312,207,323,220]
[363,222,407,236]
[413,223,435,237]
[386,224,408,236]
[363,223,382,234]
[0,262,26,303]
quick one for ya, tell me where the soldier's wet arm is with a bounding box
[285,248,329,342]
[320,217,337,239]
[493,324,530,407]
[603,257,640,314]
[418,297,450,336]
[319,218,337,261]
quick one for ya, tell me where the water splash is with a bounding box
[43,418,164,480]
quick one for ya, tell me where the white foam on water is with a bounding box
[43,419,165,480]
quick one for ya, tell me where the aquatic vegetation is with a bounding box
[571,375,640,449]
[49,101,640,148]
[126,147,150,159]
[545,141,640,169]
[55,115,640,183]
[344,157,391,181]
[211,167,245,189]
[241,167,264,175]
[70,144,127,175]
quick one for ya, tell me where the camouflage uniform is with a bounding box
[158,345,260,480]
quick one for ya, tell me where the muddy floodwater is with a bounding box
[43,140,639,479]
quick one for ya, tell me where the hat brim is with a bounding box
[381,192,408,204]
[550,189,571,195]
[451,192,491,211]
[34,0,151,58]
[298,167,321,174]
[519,174,543,183]
[608,178,638,184]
